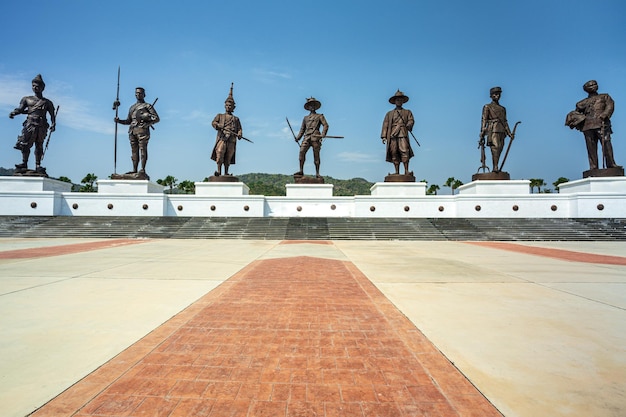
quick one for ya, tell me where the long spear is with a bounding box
[112,66,121,174]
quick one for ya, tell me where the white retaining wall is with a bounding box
[1,176,625,218]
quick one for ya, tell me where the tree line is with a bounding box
[0,167,571,194]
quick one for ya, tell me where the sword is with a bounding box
[394,109,420,146]
[220,127,254,143]
[313,134,344,139]
[41,105,60,161]
[498,121,521,172]
[286,117,300,146]
[240,136,254,143]
[149,97,158,130]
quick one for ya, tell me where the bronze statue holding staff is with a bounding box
[114,86,160,179]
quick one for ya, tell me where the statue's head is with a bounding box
[135,87,146,100]
[31,74,45,92]
[489,86,502,98]
[388,90,409,105]
[225,83,236,112]
[583,80,598,93]
[304,97,321,111]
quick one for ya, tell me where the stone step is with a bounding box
[0,216,625,241]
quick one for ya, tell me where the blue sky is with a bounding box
[1,0,625,189]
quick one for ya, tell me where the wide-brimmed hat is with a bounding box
[304,97,321,111]
[388,90,409,104]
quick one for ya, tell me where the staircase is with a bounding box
[1,216,625,241]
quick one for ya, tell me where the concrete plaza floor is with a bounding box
[0,238,625,416]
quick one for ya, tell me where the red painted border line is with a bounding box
[466,241,626,265]
[0,239,148,260]
[279,240,333,245]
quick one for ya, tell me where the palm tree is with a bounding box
[79,173,98,192]
[426,184,440,195]
[157,175,178,194]
[553,177,569,193]
[529,178,546,193]
[444,177,463,195]
[177,180,196,194]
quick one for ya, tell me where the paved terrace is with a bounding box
[0,238,625,416]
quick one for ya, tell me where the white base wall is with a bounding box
[1,177,625,218]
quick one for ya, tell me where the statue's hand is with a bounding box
[382,138,387,145]
[50,124,56,132]
[9,112,16,119]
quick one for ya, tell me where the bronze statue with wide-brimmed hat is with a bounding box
[381,89,416,181]
[294,97,329,180]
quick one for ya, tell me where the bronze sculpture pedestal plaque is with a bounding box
[111,172,150,181]
[583,167,624,178]
[293,174,324,184]
[13,167,48,178]
[472,171,510,181]
[207,175,240,183]
[384,173,416,183]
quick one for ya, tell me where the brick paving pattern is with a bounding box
[0,239,145,260]
[467,241,626,265]
[31,250,501,417]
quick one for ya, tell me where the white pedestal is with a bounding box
[286,184,334,198]
[97,180,164,194]
[558,177,626,193]
[370,182,426,196]
[0,176,72,192]
[194,182,249,196]
[458,180,530,195]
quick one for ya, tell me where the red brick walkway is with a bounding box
[467,241,626,265]
[31,251,501,417]
[0,239,146,260]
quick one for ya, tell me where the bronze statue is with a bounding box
[566,80,622,175]
[211,83,243,177]
[114,87,159,178]
[9,74,57,176]
[480,87,515,174]
[293,97,329,179]
[381,90,415,179]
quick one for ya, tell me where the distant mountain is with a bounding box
[0,168,373,196]
[239,173,374,196]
